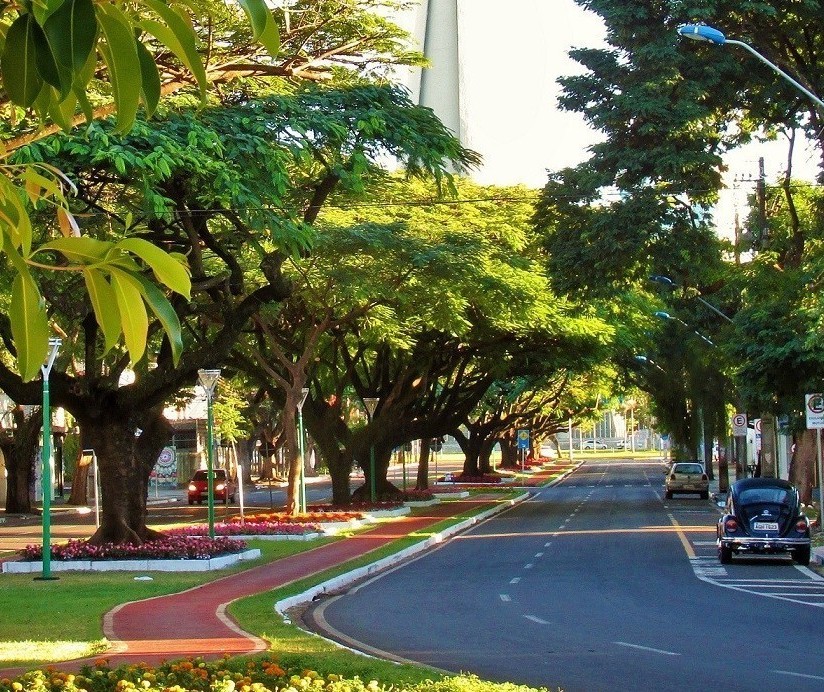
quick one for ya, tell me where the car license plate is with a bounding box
[754,521,779,531]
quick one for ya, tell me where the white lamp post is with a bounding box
[198,368,221,539]
[37,337,61,581]
[363,398,379,502]
[296,387,309,514]
[677,24,824,111]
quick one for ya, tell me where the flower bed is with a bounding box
[438,473,504,484]
[230,510,365,525]
[19,535,246,562]
[0,657,530,692]
[167,521,321,537]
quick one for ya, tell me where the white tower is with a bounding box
[392,0,605,186]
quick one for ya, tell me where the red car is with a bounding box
[187,469,236,505]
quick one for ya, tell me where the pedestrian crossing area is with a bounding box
[689,554,824,607]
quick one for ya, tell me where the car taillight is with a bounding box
[188,483,196,491]
[796,519,808,532]
[724,518,738,532]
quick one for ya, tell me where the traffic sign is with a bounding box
[732,413,747,437]
[517,429,530,450]
[805,393,824,429]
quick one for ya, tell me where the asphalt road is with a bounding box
[307,459,824,692]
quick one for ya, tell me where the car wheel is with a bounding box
[700,491,709,500]
[665,490,673,499]
[718,544,733,564]
[188,499,194,505]
[793,545,811,565]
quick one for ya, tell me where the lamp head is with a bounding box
[677,24,726,45]
[363,397,379,419]
[654,311,672,320]
[649,274,675,288]
[197,368,222,396]
[297,387,309,411]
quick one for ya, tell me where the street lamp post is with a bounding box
[198,368,221,539]
[677,24,824,112]
[363,397,379,503]
[296,387,309,514]
[36,337,61,581]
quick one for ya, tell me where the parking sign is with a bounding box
[805,393,824,429]
[732,413,747,436]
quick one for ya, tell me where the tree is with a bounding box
[0,84,473,538]
[536,1,824,482]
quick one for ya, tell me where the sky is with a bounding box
[391,0,820,236]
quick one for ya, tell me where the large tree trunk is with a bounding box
[416,442,431,489]
[1,407,42,514]
[80,407,171,546]
[789,429,816,504]
[68,447,91,505]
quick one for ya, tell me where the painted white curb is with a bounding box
[275,493,529,617]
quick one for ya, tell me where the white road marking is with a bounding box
[534,552,544,558]
[614,641,680,656]
[524,615,550,625]
[510,577,521,584]
[772,670,824,682]
[524,563,534,569]
[544,542,552,548]
[500,594,511,602]
[796,565,824,581]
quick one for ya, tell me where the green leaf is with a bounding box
[140,0,207,100]
[109,266,148,364]
[133,273,184,365]
[43,0,97,73]
[135,38,160,117]
[39,236,112,263]
[1,14,44,107]
[96,3,141,133]
[83,267,121,353]
[10,268,49,382]
[237,0,280,57]
[31,16,63,92]
[116,237,191,298]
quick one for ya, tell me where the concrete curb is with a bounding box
[275,492,530,618]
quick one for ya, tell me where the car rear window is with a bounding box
[672,463,704,475]
[739,487,791,505]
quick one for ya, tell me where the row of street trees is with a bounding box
[0,1,617,545]
[537,0,824,499]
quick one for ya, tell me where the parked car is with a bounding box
[664,462,709,499]
[583,439,608,449]
[717,477,811,565]
[187,469,236,505]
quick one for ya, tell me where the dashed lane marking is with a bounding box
[614,641,680,656]
[524,615,550,625]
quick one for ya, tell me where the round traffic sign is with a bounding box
[807,394,824,414]
[732,414,746,428]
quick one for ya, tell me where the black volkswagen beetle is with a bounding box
[717,477,811,565]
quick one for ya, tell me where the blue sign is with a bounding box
[517,429,530,450]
